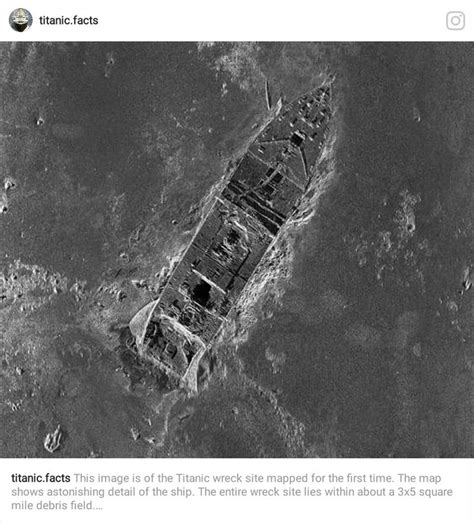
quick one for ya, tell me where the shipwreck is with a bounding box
[129,84,332,391]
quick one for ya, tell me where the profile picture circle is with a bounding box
[9,8,33,32]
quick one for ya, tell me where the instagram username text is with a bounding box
[39,15,99,25]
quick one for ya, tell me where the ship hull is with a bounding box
[130,84,332,389]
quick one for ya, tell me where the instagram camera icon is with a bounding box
[446,11,465,30]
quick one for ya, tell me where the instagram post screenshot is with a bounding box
[0,1,472,523]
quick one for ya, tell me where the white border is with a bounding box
[1,0,473,41]
[0,458,472,524]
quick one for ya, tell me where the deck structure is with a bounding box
[129,85,332,389]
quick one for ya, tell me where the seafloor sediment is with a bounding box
[0,42,472,458]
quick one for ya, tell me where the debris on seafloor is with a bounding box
[131,279,147,289]
[412,105,421,123]
[3,177,16,191]
[104,52,116,79]
[0,195,7,214]
[461,266,472,294]
[43,425,63,453]
[130,427,141,441]
[265,79,272,111]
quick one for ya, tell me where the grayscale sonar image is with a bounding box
[0,42,472,457]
